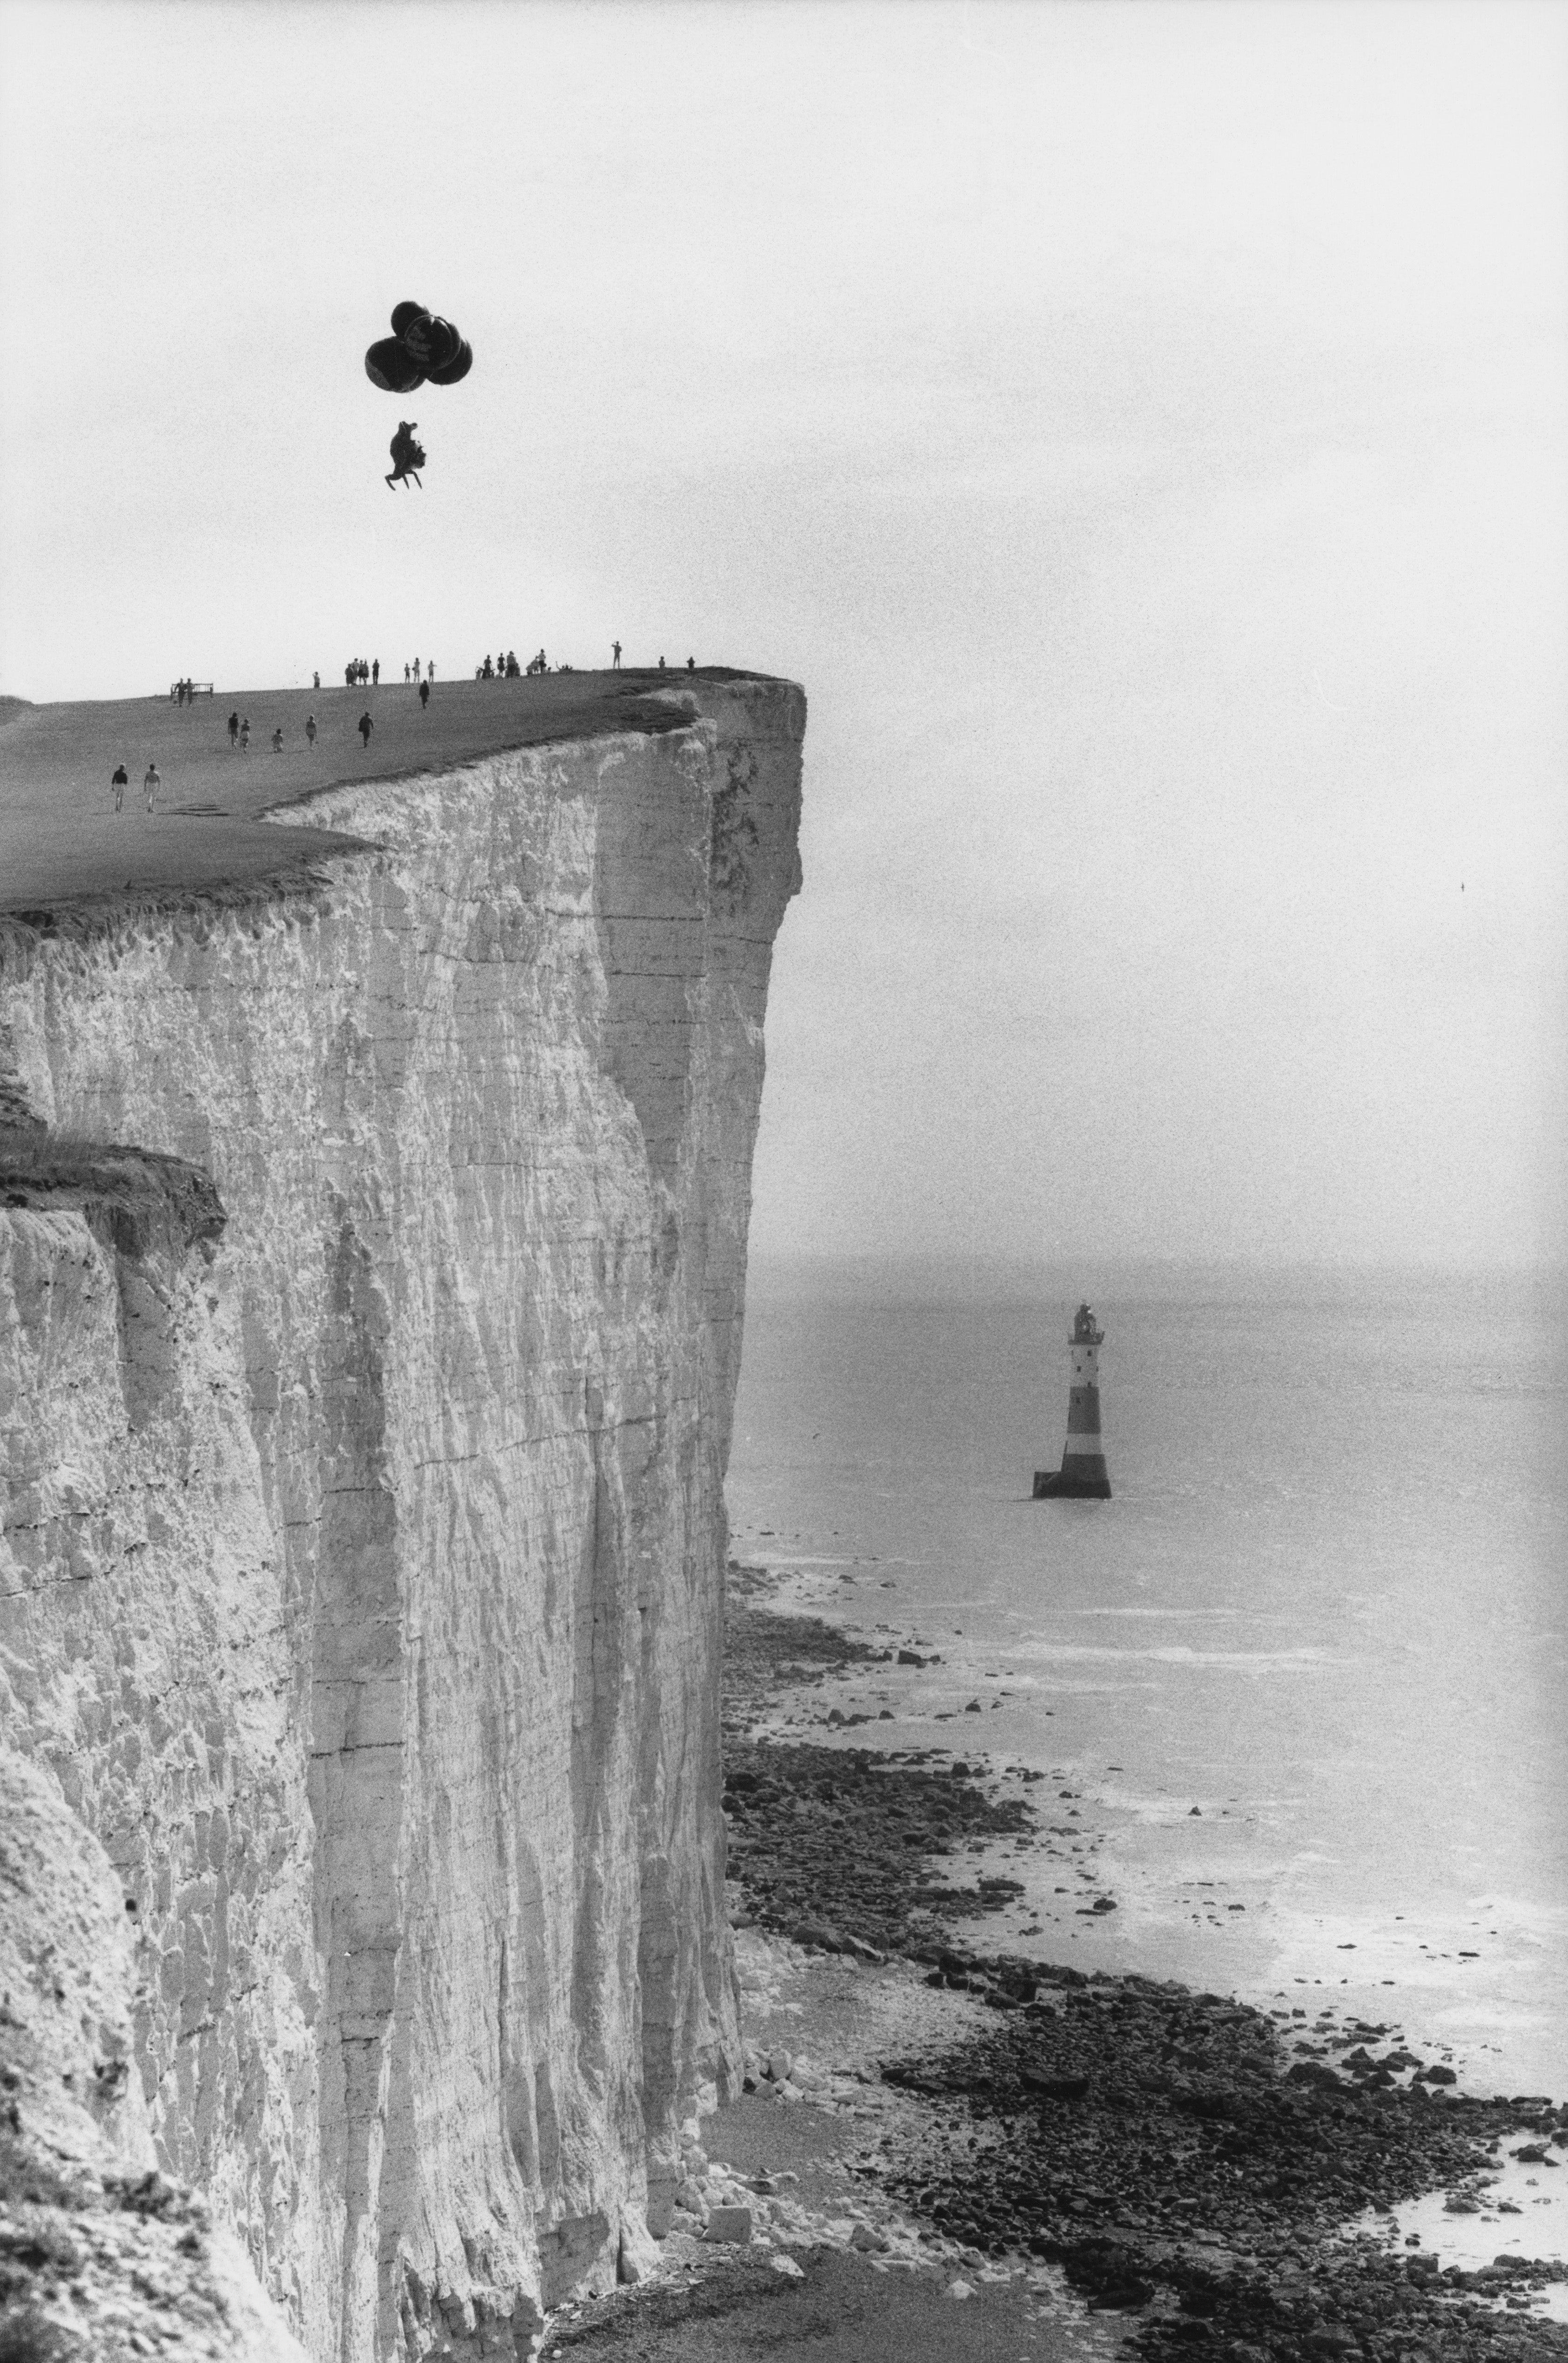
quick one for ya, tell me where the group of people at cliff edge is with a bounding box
[477,646,698,677]
[476,649,564,678]
[344,658,437,686]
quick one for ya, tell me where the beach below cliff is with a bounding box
[541,1569,1568,2363]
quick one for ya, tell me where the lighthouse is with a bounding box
[1033,1303,1112,1499]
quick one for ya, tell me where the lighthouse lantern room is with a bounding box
[1033,1302,1112,1499]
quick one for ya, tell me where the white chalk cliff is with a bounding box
[0,677,805,2359]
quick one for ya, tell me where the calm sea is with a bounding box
[725,1266,1568,2102]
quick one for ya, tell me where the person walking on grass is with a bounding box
[227,710,239,748]
[358,711,373,747]
[111,763,127,812]
[419,677,430,709]
[240,719,250,751]
[306,714,317,747]
[143,762,160,812]
[272,727,284,752]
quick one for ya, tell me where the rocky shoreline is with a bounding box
[713,1569,1568,2361]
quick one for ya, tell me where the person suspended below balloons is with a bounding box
[364,300,473,485]
[386,421,426,490]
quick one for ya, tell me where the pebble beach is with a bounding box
[542,1567,1568,2362]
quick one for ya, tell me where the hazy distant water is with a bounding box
[726,1268,1568,2100]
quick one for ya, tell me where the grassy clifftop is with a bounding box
[0,668,768,918]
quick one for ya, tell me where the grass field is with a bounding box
[0,669,752,916]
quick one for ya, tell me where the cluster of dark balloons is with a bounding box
[365,302,473,395]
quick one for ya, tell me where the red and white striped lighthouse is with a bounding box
[1033,1302,1112,1499]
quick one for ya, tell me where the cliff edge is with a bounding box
[0,674,806,2360]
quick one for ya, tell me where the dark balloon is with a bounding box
[425,337,473,387]
[421,316,462,371]
[365,337,426,394]
[389,299,428,339]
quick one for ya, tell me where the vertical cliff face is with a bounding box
[0,678,805,2359]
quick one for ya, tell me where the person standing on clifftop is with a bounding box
[143,762,159,812]
[372,658,380,686]
[111,763,127,812]
[227,710,239,747]
[612,640,621,669]
[358,711,373,747]
[428,659,435,681]
[313,671,320,691]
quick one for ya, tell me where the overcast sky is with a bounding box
[1,0,1563,1271]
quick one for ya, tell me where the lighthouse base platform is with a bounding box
[1033,1469,1112,1500]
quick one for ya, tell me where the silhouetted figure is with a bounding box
[306,715,317,746]
[227,711,239,747]
[404,663,411,683]
[482,654,494,680]
[687,656,695,671]
[143,763,160,811]
[419,678,430,709]
[657,655,666,671]
[358,711,373,746]
[344,662,355,687]
[413,658,421,682]
[313,671,321,691]
[240,719,250,750]
[372,658,380,686]
[428,659,435,680]
[272,727,284,752]
[111,764,127,812]
[386,421,425,488]
[612,640,621,670]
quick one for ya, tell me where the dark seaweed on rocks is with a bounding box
[723,1603,885,1704]
[878,1987,1568,2358]
[723,1736,1033,1956]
